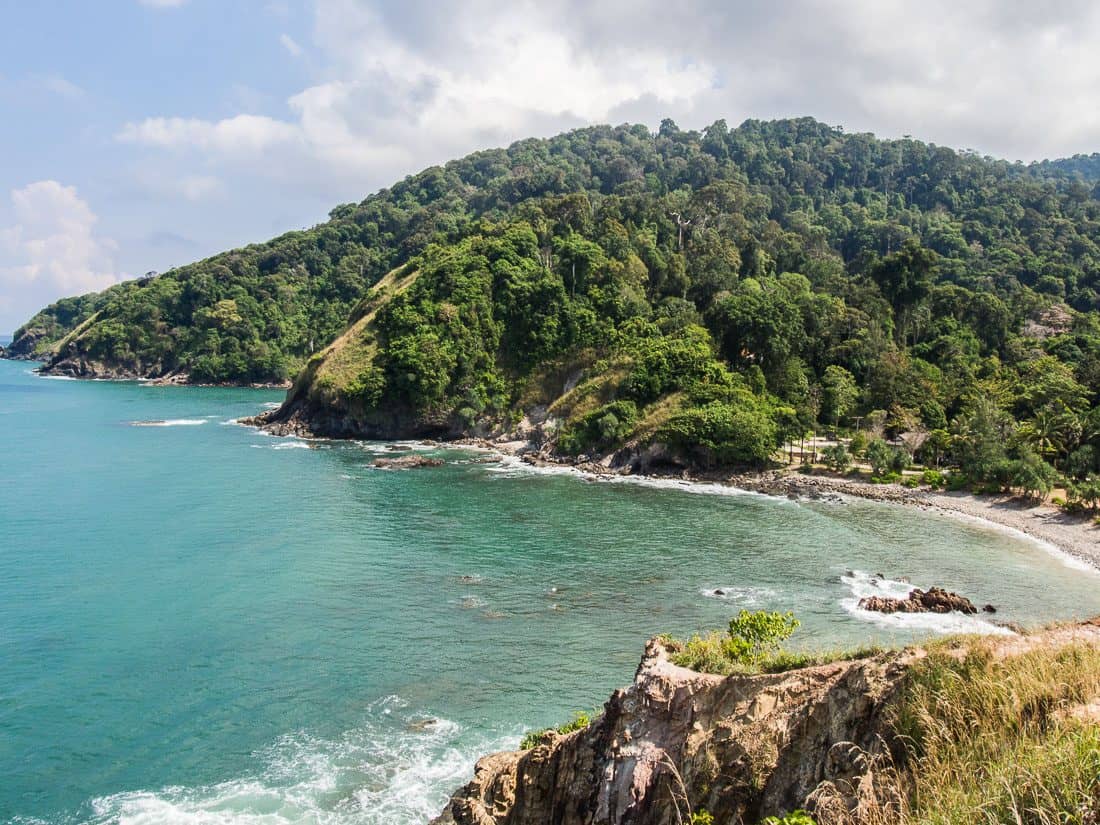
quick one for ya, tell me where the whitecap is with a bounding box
[83,696,513,825]
[700,585,778,605]
[271,441,311,451]
[485,455,782,501]
[840,570,1013,635]
[130,419,207,427]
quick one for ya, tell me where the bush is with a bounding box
[658,399,779,466]
[848,431,869,457]
[668,610,801,674]
[519,711,593,749]
[921,468,946,488]
[762,812,816,825]
[871,472,902,484]
[901,475,921,488]
[558,400,639,454]
[946,472,969,491]
[820,444,851,473]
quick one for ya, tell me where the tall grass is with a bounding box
[892,640,1100,825]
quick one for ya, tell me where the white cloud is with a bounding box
[0,182,124,327]
[138,0,189,7]
[113,0,1100,213]
[117,114,299,153]
[35,73,86,100]
[116,0,714,192]
[280,33,303,57]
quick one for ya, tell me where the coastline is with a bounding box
[239,409,1100,571]
[474,440,1100,572]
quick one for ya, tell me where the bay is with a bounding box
[2,357,1098,824]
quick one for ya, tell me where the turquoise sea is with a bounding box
[3,356,1100,824]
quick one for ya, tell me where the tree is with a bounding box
[821,444,852,473]
[1009,449,1058,501]
[820,365,858,428]
[870,239,937,344]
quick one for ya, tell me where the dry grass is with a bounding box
[891,639,1100,825]
[305,267,418,401]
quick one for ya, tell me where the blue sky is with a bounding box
[3,0,1100,333]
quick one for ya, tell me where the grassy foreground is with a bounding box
[662,613,1100,824]
[891,637,1100,825]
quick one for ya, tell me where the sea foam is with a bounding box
[485,455,781,501]
[84,696,513,825]
[129,419,207,427]
[840,570,1013,635]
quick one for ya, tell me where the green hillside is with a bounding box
[16,117,1100,489]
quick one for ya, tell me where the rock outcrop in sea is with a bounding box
[858,586,981,615]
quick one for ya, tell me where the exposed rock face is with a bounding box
[434,640,911,825]
[858,587,979,615]
[5,326,51,360]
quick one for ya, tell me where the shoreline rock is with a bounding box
[858,586,980,615]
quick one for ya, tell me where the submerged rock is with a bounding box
[373,455,444,469]
[859,586,980,615]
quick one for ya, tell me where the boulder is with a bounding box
[858,586,980,616]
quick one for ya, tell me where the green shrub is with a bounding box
[870,471,902,484]
[848,431,869,457]
[658,398,779,466]
[921,468,946,488]
[901,475,921,488]
[668,610,801,674]
[945,472,969,491]
[519,711,593,750]
[761,812,816,825]
[820,443,851,473]
[558,400,639,454]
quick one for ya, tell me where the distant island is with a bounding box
[9,116,1100,508]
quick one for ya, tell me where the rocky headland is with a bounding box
[434,620,1100,825]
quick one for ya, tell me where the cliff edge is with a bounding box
[435,622,1100,825]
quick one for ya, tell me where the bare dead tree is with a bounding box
[670,212,692,251]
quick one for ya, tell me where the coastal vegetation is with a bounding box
[893,636,1100,825]
[13,117,1100,495]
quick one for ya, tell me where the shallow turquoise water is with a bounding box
[2,357,1099,824]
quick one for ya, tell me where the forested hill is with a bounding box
[11,117,1100,382]
[13,116,1100,490]
[1031,153,1100,182]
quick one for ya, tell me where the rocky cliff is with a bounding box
[434,622,1100,825]
[434,640,909,825]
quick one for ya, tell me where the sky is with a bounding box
[3,1,1100,333]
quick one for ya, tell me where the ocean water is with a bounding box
[2,356,1100,824]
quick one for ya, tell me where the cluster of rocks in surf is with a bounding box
[373,454,444,469]
[859,586,995,615]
